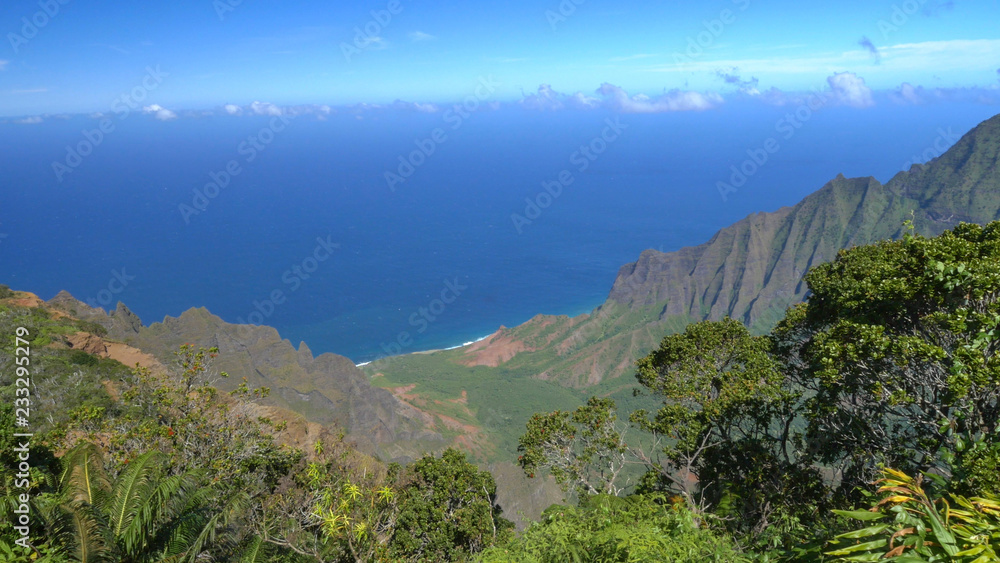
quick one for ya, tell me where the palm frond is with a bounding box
[106,451,166,555]
[59,443,110,506]
[239,536,267,563]
[66,503,107,563]
[169,489,250,563]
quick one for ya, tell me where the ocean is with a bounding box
[1,101,996,362]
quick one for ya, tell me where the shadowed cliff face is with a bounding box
[47,293,444,460]
[605,112,1000,336]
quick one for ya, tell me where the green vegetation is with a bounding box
[367,350,591,458]
[6,218,1000,561]
[0,302,511,562]
[391,448,514,561]
[477,494,748,563]
[514,221,1000,560]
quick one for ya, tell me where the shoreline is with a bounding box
[352,300,602,368]
[354,333,492,367]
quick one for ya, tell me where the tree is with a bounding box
[268,447,511,562]
[390,448,513,561]
[631,317,820,535]
[517,397,633,496]
[781,221,1000,498]
[516,320,822,537]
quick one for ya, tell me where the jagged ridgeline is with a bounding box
[44,293,446,459]
[372,112,1000,388]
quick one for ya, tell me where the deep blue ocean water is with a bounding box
[1,102,997,362]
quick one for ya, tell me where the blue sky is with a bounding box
[1,0,998,117]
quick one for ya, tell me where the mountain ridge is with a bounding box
[45,293,446,458]
[366,112,1000,442]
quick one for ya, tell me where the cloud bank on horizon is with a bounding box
[0,0,997,119]
[7,69,1000,125]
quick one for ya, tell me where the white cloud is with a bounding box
[219,102,335,117]
[0,60,7,71]
[14,116,42,124]
[408,31,435,42]
[519,83,720,113]
[886,83,1000,105]
[889,82,925,104]
[520,84,566,110]
[142,104,178,120]
[391,99,440,113]
[11,88,47,94]
[568,92,601,109]
[756,87,794,106]
[752,72,874,108]
[826,72,874,108]
[519,84,599,110]
[597,83,722,113]
[249,101,283,116]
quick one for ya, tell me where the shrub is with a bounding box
[477,494,749,563]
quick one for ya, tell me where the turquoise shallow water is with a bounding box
[1,103,995,362]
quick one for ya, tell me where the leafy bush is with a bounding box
[67,349,99,366]
[477,494,749,563]
[391,448,514,561]
[0,284,14,299]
